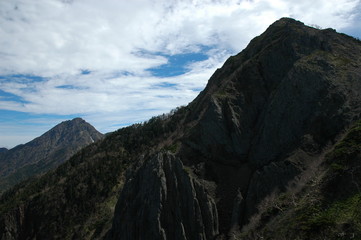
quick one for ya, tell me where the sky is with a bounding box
[0,0,360,149]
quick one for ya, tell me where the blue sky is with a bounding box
[0,0,361,148]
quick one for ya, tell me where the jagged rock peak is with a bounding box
[107,152,219,240]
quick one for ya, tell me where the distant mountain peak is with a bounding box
[272,17,303,25]
[70,117,86,123]
[57,117,86,127]
[0,118,104,192]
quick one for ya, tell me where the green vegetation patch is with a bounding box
[248,120,361,239]
[163,142,180,153]
[326,120,361,172]
[289,120,361,238]
[296,194,361,232]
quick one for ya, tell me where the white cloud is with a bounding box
[1,0,358,75]
[0,0,360,147]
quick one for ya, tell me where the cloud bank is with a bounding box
[0,0,360,147]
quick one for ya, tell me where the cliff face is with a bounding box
[177,18,361,235]
[107,152,218,240]
[0,118,104,192]
[0,18,361,240]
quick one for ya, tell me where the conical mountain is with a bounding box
[0,18,360,240]
[0,118,104,192]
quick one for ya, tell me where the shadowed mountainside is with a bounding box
[0,148,8,154]
[0,118,104,193]
[0,18,360,240]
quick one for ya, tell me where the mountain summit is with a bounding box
[0,118,103,192]
[0,18,360,239]
[108,18,361,239]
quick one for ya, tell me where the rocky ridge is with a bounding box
[179,18,361,234]
[106,18,361,238]
[0,18,360,239]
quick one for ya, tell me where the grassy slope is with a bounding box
[240,120,361,239]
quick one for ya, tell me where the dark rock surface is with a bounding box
[0,148,8,154]
[0,118,103,192]
[107,152,218,240]
[180,17,361,234]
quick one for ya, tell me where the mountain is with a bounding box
[0,18,360,240]
[0,118,104,193]
[0,148,8,154]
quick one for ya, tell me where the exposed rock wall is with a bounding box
[107,152,218,240]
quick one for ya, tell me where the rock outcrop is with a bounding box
[107,152,218,240]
